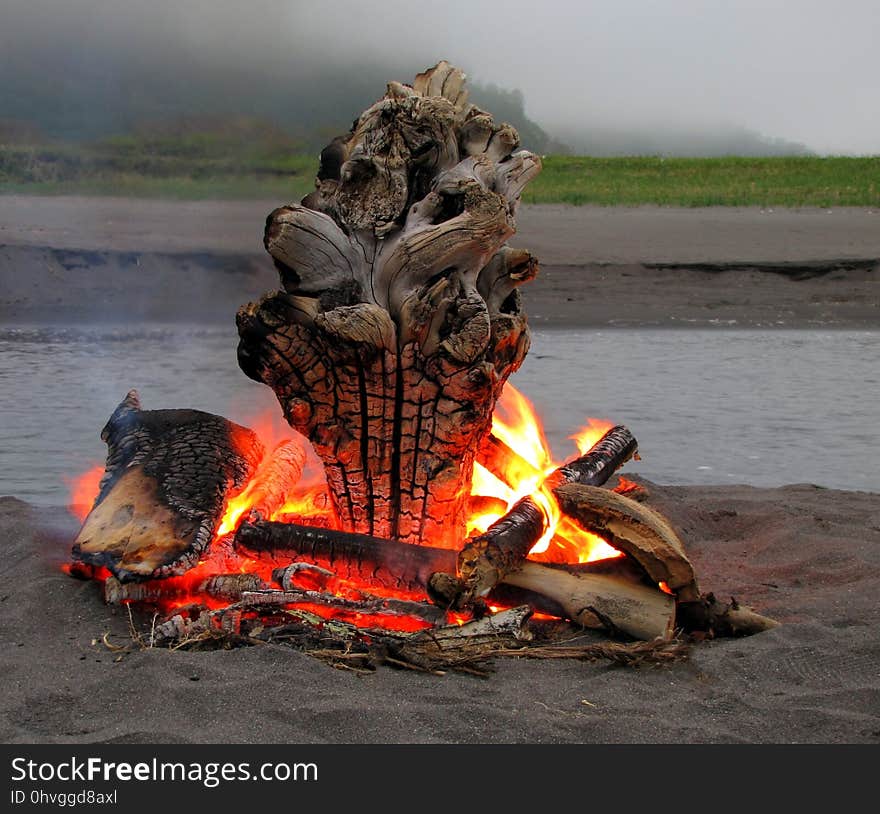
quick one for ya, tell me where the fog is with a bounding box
[1,0,877,154]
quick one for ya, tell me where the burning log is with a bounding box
[234,519,675,640]
[233,438,307,523]
[476,432,543,485]
[457,425,638,601]
[236,61,541,548]
[554,483,699,602]
[236,521,454,594]
[72,390,265,581]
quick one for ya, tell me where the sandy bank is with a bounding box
[1,197,877,328]
[1,480,878,744]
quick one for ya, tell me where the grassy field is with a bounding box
[1,142,877,207]
[524,156,879,207]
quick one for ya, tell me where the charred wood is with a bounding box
[234,519,674,640]
[236,62,541,547]
[72,390,265,582]
[457,425,638,602]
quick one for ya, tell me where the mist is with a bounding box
[1,0,877,155]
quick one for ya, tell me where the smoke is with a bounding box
[1,0,877,154]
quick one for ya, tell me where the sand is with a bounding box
[1,480,878,744]
[0,196,878,744]
[0,196,877,327]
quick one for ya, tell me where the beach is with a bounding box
[0,196,877,328]
[0,196,878,744]
[1,480,878,744]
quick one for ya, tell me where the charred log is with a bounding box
[234,519,674,640]
[72,390,265,581]
[544,426,638,490]
[457,425,638,601]
[235,521,453,594]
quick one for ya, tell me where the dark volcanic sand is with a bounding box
[0,197,877,327]
[1,481,878,744]
[1,197,878,744]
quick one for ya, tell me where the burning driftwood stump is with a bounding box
[69,62,778,672]
[237,61,540,548]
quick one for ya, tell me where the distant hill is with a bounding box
[0,49,553,153]
[553,124,812,157]
[0,43,809,157]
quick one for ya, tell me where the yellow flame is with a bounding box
[470,384,620,562]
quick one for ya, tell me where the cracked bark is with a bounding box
[71,390,265,581]
[237,62,540,548]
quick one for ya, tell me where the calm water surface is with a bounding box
[1,325,877,504]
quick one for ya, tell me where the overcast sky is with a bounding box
[3,0,877,154]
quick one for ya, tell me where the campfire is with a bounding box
[66,63,776,673]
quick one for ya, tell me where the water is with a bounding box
[0,325,877,505]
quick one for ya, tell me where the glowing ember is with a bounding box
[614,476,642,495]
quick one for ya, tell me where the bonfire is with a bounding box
[66,63,776,674]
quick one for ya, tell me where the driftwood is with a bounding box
[237,61,541,548]
[677,594,780,637]
[553,483,700,602]
[234,519,675,640]
[503,561,675,640]
[72,390,265,581]
[239,589,446,628]
[457,425,638,601]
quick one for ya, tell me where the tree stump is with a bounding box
[237,62,541,548]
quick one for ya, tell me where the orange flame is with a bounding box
[570,417,616,456]
[468,384,621,563]
[67,388,628,627]
[64,465,104,521]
